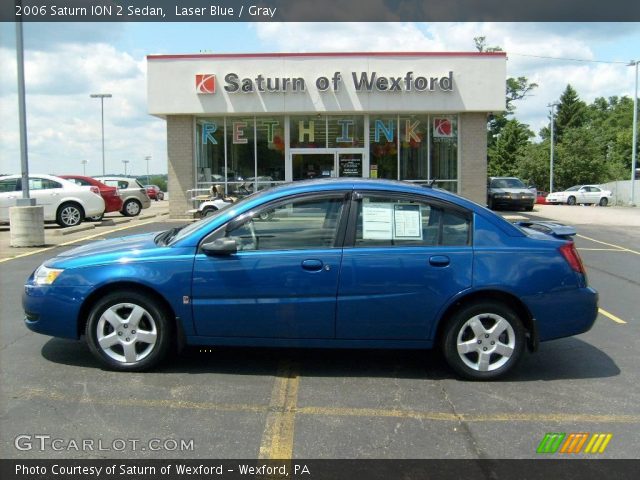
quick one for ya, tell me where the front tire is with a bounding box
[56,202,84,227]
[85,291,172,371]
[567,196,577,206]
[122,199,142,217]
[201,206,217,218]
[442,302,526,380]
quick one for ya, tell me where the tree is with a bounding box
[554,126,607,189]
[474,37,538,172]
[555,84,587,140]
[488,119,534,176]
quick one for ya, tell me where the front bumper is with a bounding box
[23,283,92,339]
[491,196,535,208]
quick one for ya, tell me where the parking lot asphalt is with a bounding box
[1,202,639,460]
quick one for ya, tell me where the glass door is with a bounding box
[292,153,336,181]
[291,150,365,181]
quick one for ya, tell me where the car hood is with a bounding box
[47,231,162,268]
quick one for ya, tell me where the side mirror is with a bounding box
[202,238,238,256]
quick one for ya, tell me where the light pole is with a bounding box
[122,160,130,176]
[145,155,151,185]
[547,102,559,193]
[81,159,88,176]
[629,60,638,207]
[90,93,112,176]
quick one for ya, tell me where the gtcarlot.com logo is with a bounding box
[537,432,613,454]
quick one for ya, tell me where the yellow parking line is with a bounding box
[577,234,640,255]
[0,219,161,264]
[21,388,266,413]
[297,407,640,423]
[598,308,627,324]
[259,361,300,460]
[20,388,640,425]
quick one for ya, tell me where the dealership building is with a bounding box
[147,52,506,218]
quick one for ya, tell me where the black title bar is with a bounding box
[2,459,640,480]
[3,0,640,22]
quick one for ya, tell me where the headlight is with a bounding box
[34,266,64,285]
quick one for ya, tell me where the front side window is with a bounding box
[0,178,19,193]
[225,195,346,251]
[354,194,470,247]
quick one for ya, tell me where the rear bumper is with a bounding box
[530,287,598,342]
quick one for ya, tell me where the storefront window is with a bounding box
[327,116,364,148]
[430,115,458,192]
[196,117,225,189]
[399,115,429,181]
[255,116,285,190]
[226,117,255,192]
[369,116,398,180]
[290,115,327,148]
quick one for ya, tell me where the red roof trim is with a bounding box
[147,52,506,60]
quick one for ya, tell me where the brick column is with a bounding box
[167,116,195,219]
[459,113,488,206]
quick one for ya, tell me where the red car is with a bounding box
[144,184,164,201]
[536,190,550,205]
[60,175,123,221]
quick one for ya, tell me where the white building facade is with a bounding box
[147,52,506,217]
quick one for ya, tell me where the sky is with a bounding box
[0,22,639,176]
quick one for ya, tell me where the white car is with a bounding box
[546,185,613,207]
[0,174,105,227]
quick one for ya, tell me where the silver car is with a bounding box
[95,177,151,217]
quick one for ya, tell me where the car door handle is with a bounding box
[429,255,450,267]
[301,259,324,272]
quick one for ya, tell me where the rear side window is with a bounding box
[354,194,470,247]
[70,178,90,186]
[28,178,62,190]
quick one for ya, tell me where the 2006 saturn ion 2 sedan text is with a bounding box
[23,179,598,380]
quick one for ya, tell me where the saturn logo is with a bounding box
[433,118,453,138]
[196,74,216,94]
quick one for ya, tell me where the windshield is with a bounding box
[566,186,580,191]
[490,178,525,189]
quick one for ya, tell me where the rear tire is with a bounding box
[599,197,608,207]
[85,291,172,371]
[442,301,526,380]
[87,213,104,222]
[56,202,84,227]
[122,199,142,217]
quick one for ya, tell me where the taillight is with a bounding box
[559,242,585,274]
[90,186,100,195]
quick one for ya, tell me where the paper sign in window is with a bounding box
[362,203,393,239]
[394,204,422,239]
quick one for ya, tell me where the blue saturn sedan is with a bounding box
[23,179,598,380]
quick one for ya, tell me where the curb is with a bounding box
[51,224,96,236]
